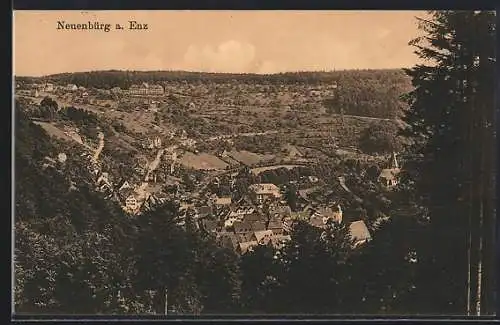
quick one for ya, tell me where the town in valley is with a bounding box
[15,73,407,254]
[14,10,496,317]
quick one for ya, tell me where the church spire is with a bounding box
[391,152,399,169]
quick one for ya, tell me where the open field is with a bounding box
[225,150,276,166]
[32,121,90,149]
[179,152,229,170]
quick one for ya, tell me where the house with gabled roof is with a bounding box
[195,205,213,218]
[234,220,255,242]
[252,221,266,232]
[267,217,285,235]
[235,195,255,207]
[118,187,135,203]
[249,183,282,204]
[241,212,265,224]
[252,230,274,245]
[200,219,220,233]
[238,241,259,255]
[96,172,111,187]
[349,220,372,248]
[311,205,343,224]
[142,193,168,212]
[378,152,401,189]
[125,194,140,212]
[224,216,239,229]
[269,204,292,218]
[379,168,400,188]
[214,196,232,207]
[217,231,240,251]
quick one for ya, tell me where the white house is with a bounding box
[125,194,139,211]
[249,183,282,204]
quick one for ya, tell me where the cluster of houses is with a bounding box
[80,151,115,199]
[114,180,168,214]
[142,136,163,149]
[16,82,89,98]
[19,81,165,101]
[176,182,373,255]
[99,153,399,254]
[183,154,403,255]
[82,167,374,255]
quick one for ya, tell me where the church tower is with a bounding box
[390,152,399,169]
[333,203,343,224]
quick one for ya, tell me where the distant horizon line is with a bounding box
[14,67,409,78]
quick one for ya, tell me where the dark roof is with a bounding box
[252,221,266,232]
[196,205,212,215]
[237,232,254,243]
[217,232,239,250]
[236,195,255,207]
[115,178,129,189]
[201,219,219,232]
[118,188,136,202]
[241,212,265,223]
[234,221,254,234]
[215,207,231,218]
[269,205,292,217]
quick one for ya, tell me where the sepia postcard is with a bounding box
[12,10,497,319]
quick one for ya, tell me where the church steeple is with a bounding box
[391,152,399,169]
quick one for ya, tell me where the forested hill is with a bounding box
[17,69,410,88]
[16,69,412,119]
[14,106,243,314]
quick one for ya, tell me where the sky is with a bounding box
[13,10,427,76]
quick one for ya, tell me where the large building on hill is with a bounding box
[249,183,282,204]
[129,82,164,96]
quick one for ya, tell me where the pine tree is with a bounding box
[402,10,495,314]
[132,202,191,314]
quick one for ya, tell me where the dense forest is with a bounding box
[17,69,409,88]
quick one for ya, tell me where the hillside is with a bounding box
[14,107,244,314]
[16,69,412,120]
[14,70,415,315]
[15,69,411,164]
